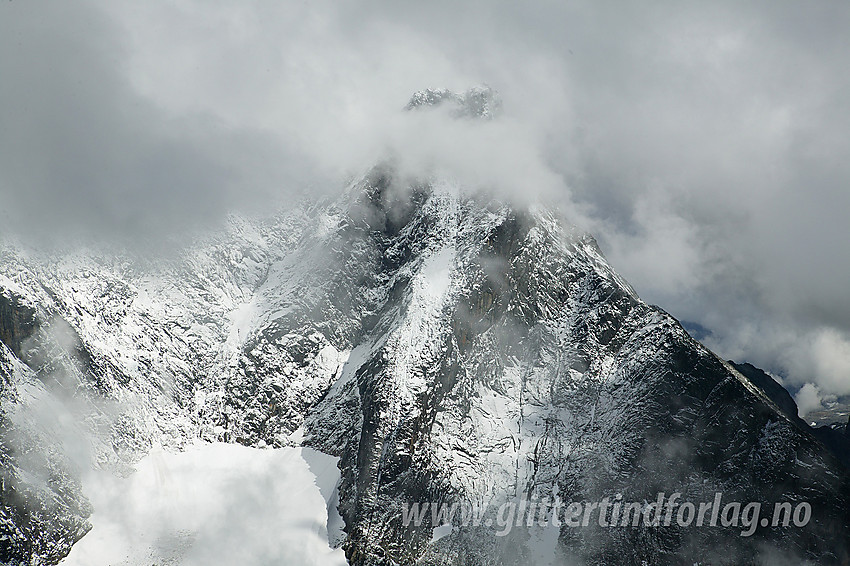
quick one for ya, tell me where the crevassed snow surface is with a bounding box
[61,443,347,566]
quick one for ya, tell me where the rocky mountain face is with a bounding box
[0,288,91,564]
[812,418,850,472]
[730,362,802,424]
[731,361,850,471]
[1,90,849,565]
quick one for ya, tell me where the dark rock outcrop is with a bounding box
[0,289,37,361]
[730,361,800,422]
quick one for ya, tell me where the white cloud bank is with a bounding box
[795,383,824,419]
[60,443,347,566]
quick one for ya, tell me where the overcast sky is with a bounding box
[2,0,849,411]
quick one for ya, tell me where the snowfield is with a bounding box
[60,443,347,566]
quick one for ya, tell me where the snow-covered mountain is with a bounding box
[2,89,849,565]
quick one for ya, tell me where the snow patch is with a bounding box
[431,523,453,543]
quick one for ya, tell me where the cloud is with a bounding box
[61,443,347,566]
[795,383,824,419]
[809,329,850,396]
[0,1,319,243]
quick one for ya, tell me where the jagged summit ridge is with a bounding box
[405,86,502,119]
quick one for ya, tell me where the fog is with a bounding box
[2,1,849,399]
[61,443,347,566]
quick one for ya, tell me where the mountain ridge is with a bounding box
[1,165,849,564]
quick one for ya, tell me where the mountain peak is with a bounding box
[3,156,850,565]
[405,86,502,119]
